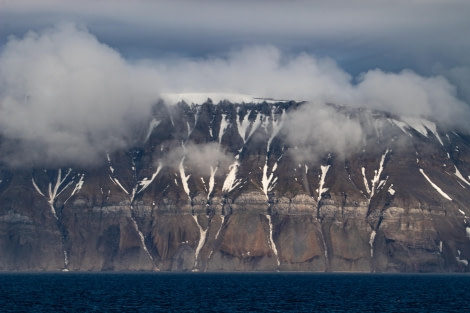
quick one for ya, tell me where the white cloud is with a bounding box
[0,24,161,166]
[0,24,469,167]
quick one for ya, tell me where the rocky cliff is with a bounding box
[1,98,469,272]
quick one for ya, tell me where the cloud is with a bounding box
[163,143,234,176]
[282,103,364,164]
[0,23,469,168]
[0,24,160,166]
[353,69,470,130]
[153,46,470,130]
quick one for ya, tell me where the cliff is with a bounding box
[1,99,469,272]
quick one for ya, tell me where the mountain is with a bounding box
[0,96,469,272]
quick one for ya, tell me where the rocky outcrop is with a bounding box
[0,100,469,272]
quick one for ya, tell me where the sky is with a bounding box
[0,0,469,166]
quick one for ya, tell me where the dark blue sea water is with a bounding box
[0,273,469,312]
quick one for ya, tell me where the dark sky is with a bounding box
[1,0,469,75]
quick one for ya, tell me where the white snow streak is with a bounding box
[64,173,85,204]
[131,218,154,262]
[369,230,376,258]
[419,169,452,200]
[179,158,191,200]
[193,215,207,268]
[401,117,428,137]
[390,117,443,145]
[317,165,330,203]
[388,119,412,136]
[106,153,115,173]
[131,163,162,202]
[32,168,74,220]
[388,184,396,195]
[161,93,287,105]
[362,150,389,200]
[208,166,217,199]
[236,109,262,144]
[222,161,241,193]
[466,227,470,239]
[109,175,129,195]
[218,114,229,144]
[261,160,278,199]
[144,118,161,142]
[236,108,251,143]
[32,177,45,197]
[454,166,470,186]
[266,109,285,152]
[266,215,280,266]
[31,168,77,269]
[362,167,371,195]
[420,119,444,146]
[456,250,469,266]
[248,114,262,141]
[215,215,225,240]
[370,150,389,199]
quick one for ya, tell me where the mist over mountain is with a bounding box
[1,24,469,167]
[1,1,470,272]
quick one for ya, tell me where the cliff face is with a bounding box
[1,99,469,272]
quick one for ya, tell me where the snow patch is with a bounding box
[266,215,280,266]
[236,108,251,143]
[388,184,396,196]
[369,230,376,258]
[109,176,129,195]
[65,173,85,204]
[401,117,428,137]
[456,250,468,266]
[215,215,225,240]
[131,163,162,202]
[420,119,444,146]
[131,218,154,262]
[144,118,161,142]
[466,227,470,239]
[400,117,444,145]
[161,93,288,105]
[317,165,330,202]
[179,158,191,200]
[419,168,452,201]
[266,109,285,152]
[32,168,74,220]
[388,118,412,136]
[222,161,241,193]
[454,166,470,186]
[192,215,207,268]
[208,166,217,199]
[218,114,229,144]
[32,177,45,197]
[370,150,388,199]
[261,160,278,199]
[361,167,371,195]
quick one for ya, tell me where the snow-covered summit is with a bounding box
[161,92,290,105]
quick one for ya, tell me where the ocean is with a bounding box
[0,273,469,312]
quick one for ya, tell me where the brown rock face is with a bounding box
[1,100,470,272]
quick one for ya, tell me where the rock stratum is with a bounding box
[1,98,470,272]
